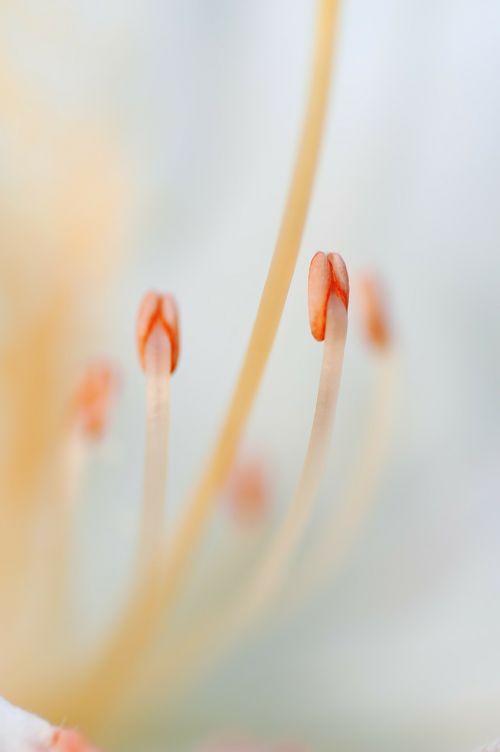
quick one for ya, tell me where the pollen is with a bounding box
[308,251,349,341]
[136,291,180,373]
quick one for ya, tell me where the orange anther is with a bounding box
[73,363,117,439]
[358,273,390,349]
[136,291,180,373]
[308,252,349,341]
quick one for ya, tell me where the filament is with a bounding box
[41,363,118,648]
[137,325,172,574]
[282,349,398,612]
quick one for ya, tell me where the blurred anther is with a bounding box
[227,455,270,526]
[358,273,391,350]
[73,363,118,440]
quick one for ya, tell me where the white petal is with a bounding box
[0,696,54,752]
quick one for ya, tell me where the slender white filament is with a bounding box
[278,349,398,615]
[137,325,171,575]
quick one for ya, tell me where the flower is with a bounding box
[1,1,499,751]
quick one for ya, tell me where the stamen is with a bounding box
[358,273,390,350]
[0,362,119,681]
[136,291,179,571]
[212,252,349,631]
[55,364,117,596]
[143,254,350,698]
[73,364,118,440]
[1,364,119,690]
[277,277,397,615]
[227,455,270,526]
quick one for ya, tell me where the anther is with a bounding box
[73,363,117,439]
[136,291,180,373]
[358,273,390,349]
[308,252,349,341]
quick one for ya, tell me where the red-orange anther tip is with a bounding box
[358,273,390,349]
[73,363,117,440]
[136,290,180,373]
[327,252,349,311]
[308,252,349,341]
[51,728,101,752]
[308,252,332,341]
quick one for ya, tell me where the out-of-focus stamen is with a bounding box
[358,273,390,350]
[2,362,119,673]
[72,364,118,440]
[227,455,270,526]
[136,291,179,572]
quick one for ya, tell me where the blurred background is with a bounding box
[0,1,499,751]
